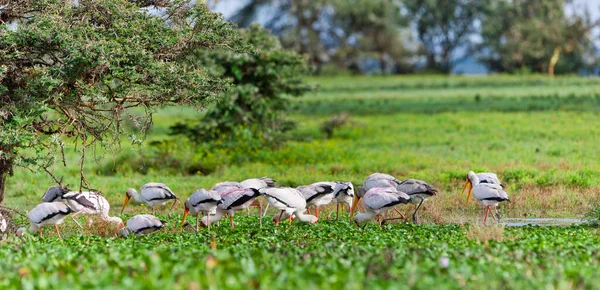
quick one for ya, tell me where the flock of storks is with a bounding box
[4,171,509,238]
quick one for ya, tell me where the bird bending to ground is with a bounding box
[350,187,411,226]
[395,179,438,224]
[118,214,166,237]
[462,171,505,194]
[17,202,74,238]
[59,190,123,229]
[121,183,178,217]
[462,171,510,223]
[296,182,337,219]
[333,182,355,220]
[181,188,222,231]
[200,188,263,228]
[261,187,318,225]
[359,173,406,218]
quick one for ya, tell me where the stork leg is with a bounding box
[167,199,178,218]
[276,210,284,226]
[246,208,250,215]
[152,207,155,214]
[229,214,235,229]
[315,207,319,219]
[207,213,211,230]
[484,206,491,224]
[259,204,263,228]
[378,215,381,226]
[195,214,200,232]
[289,215,292,224]
[412,199,424,224]
[494,208,502,221]
[492,207,498,222]
[54,225,62,239]
[70,209,85,229]
[39,228,43,238]
[307,208,311,214]
[262,203,270,217]
[394,208,405,219]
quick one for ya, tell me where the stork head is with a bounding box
[462,171,477,204]
[121,188,136,214]
[181,200,191,228]
[16,227,27,237]
[349,186,367,220]
[117,227,130,237]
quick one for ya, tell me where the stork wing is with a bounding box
[219,188,260,210]
[474,183,509,201]
[477,173,504,188]
[260,188,306,209]
[297,182,335,202]
[141,183,177,200]
[42,185,68,202]
[189,189,221,207]
[29,202,73,224]
[364,173,402,190]
[396,179,438,196]
[363,187,410,210]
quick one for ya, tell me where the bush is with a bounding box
[169,25,312,148]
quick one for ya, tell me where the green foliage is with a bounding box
[0,0,247,199]
[2,219,600,288]
[169,25,311,148]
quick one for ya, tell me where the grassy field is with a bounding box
[3,75,600,289]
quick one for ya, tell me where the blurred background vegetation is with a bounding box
[211,0,600,76]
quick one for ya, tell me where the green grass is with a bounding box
[2,219,600,289]
[4,74,600,289]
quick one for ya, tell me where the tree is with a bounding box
[0,0,247,202]
[477,0,597,75]
[332,0,413,74]
[403,0,488,73]
[169,24,311,147]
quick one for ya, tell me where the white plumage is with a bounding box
[121,182,179,217]
[296,182,337,219]
[363,173,402,189]
[182,188,222,231]
[200,188,263,228]
[60,191,123,228]
[211,181,242,193]
[351,187,411,226]
[260,187,318,225]
[19,202,74,238]
[463,171,510,223]
[333,182,355,220]
[118,214,165,237]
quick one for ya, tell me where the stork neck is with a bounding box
[468,173,480,186]
[130,189,143,203]
[294,211,316,223]
[355,211,376,224]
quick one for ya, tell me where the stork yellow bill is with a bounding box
[461,178,474,205]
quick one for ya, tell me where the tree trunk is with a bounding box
[0,153,14,204]
[380,53,387,74]
[548,47,561,77]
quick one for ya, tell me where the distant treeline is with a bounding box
[213,0,599,75]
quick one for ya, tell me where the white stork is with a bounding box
[61,191,124,228]
[462,171,505,195]
[200,188,263,228]
[121,183,179,217]
[396,179,438,224]
[17,202,74,238]
[333,182,355,220]
[118,214,166,237]
[463,171,510,223]
[359,173,406,218]
[181,188,222,231]
[260,187,318,225]
[350,187,411,226]
[296,182,337,219]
